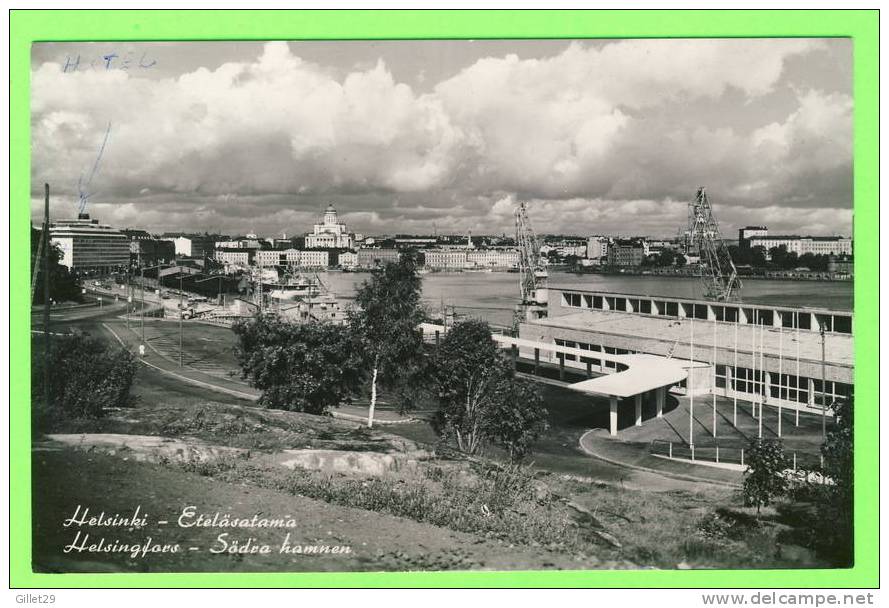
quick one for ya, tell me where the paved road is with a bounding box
[33,300,734,492]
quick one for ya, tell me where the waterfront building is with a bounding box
[466,248,520,269]
[518,286,852,411]
[49,214,130,273]
[339,251,358,269]
[357,248,400,268]
[306,205,354,249]
[606,238,649,267]
[586,236,610,263]
[292,250,330,268]
[738,226,769,248]
[748,235,853,258]
[424,249,468,269]
[254,249,329,268]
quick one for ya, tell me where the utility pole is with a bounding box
[179,273,183,368]
[689,315,695,451]
[796,316,801,427]
[140,265,145,348]
[42,183,51,410]
[125,269,130,329]
[821,325,827,439]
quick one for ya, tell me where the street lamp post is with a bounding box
[821,325,827,439]
[140,263,171,352]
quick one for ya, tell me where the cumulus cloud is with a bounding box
[30,39,852,236]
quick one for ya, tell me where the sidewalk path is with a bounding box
[102,319,414,426]
[102,320,260,402]
[579,429,743,488]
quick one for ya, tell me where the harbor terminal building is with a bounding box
[516,285,853,412]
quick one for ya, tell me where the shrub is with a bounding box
[742,439,788,514]
[431,320,548,459]
[31,332,136,431]
[232,314,363,414]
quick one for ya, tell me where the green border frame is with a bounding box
[10,9,878,589]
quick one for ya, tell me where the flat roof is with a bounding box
[532,310,853,367]
[548,286,852,316]
[566,354,705,398]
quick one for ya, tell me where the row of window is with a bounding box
[549,336,853,406]
[553,338,635,370]
[560,291,852,334]
[715,364,852,405]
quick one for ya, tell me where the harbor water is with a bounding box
[318,270,853,328]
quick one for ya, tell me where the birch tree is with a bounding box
[350,252,425,427]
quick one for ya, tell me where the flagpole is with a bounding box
[758,321,764,440]
[796,315,801,427]
[712,316,717,438]
[733,319,738,427]
[751,313,757,420]
[778,325,783,438]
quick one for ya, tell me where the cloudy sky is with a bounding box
[31,38,852,238]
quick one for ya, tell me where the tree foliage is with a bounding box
[232,314,363,414]
[431,319,548,460]
[349,251,426,426]
[742,438,788,514]
[31,227,83,305]
[31,332,136,431]
[816,396,853,564]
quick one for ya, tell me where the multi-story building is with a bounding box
[49,214,130,273]
[293,250,330,268]
[254,249,330,268]
[521,286,853,412]
[738,226,770,249]
[586,236,610,261]
[124,229,176,267]
[306,205,354,249]
[338,251,358,269]
[747,235,853,258]
[162,234,220,259]
[606,238,648,267]
[357,248,400,268]
[466,248,520,269]
[214,249,251,267]
[424,249,468,269]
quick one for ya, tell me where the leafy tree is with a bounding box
[431,319,548,460]
[767,245,800,270]
[816,396,853,564]
[350,251,425,427]
[232,314,363,414]
[31,332,136,432]
[30,227,83,305]
[743,438,788,515]
[674,253,687,267]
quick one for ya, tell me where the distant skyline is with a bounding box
[31,39,853,238]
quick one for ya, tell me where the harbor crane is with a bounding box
[686,186,742,301]
[513,201,548,328]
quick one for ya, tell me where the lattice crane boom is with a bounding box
[514,201,546,305]
[687,186,742,301]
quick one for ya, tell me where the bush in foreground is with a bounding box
[232,314,363,414]
[31,332,136,431]
[431,319,548,460]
